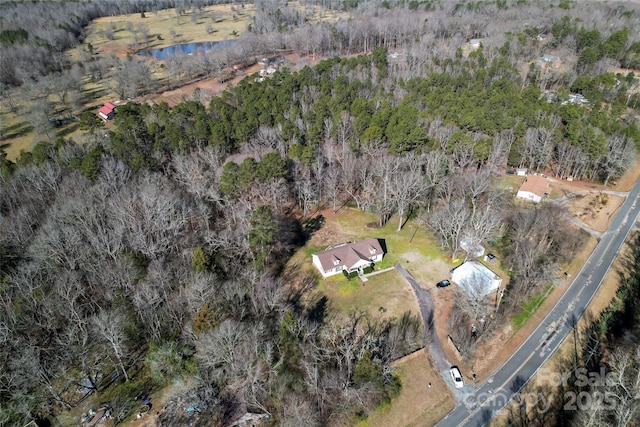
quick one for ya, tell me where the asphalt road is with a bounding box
[436,178,640,427]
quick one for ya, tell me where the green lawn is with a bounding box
[297,207,449,320]
[512,285,554,329]
[495,174,525,193]
[334,208,443,263]
[315,269,418,320]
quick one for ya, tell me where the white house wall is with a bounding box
[312,255,329,278]
[516,190,542,203]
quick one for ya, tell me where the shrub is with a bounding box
[343,270,359,280]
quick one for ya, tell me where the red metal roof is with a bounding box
[99,102,116,115]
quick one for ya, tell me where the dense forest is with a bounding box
[1,0,640,426]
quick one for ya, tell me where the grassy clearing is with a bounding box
[2,120,33,139]
[84,4,255,54]
[1,110,40,160]
[294,207,449,322]
[315,269,418,320]
[80,1,347,56]
[334,209,444,263]
[336,279,361,297]
[512,284,554,329]
[495,173,525,193]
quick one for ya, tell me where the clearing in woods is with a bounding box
[303,159,640,427]
[0,2,348,160]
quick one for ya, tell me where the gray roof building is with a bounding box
[312,238,384,278]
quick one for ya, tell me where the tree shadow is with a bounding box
[281,262,317,308]
[81,87,109,103]
[306,294,330,324]
[400,205,417,230]
[56,123,80,138]
[509,374,527,393]
[302,214,324,240]
[1,121,33,139]
[478,408,494,425]
[333,199,352,214]
[424,307,435,333]
[377,238,388,255]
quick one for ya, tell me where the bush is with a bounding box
[342,270,359,280]
[363,265,373,274]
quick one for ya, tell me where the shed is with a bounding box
[98,102,116,121]
[450,261,502,299]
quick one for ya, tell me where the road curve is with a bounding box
[436,178,640,427]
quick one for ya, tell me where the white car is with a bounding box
[450,366,464,388]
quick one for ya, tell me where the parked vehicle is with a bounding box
[450,366,464,388]
[436,280,451,288]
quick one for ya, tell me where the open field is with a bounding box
[0,115,36,160]
[315,269,418,320]
[0,106,90,160]
[0,2,349,161]
[77,1,346,57]
[80,4,256,57]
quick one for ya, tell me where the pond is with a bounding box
[138,40,233,59]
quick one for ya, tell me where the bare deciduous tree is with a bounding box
[598,135,636,186]
[423,197,469,258]
[390,153,430,231]
[92,309,131,382]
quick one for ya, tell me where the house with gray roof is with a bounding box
[312,238,385,278]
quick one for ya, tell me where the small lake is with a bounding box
[138,40,234,59]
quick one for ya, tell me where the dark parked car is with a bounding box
[436,280,451,288]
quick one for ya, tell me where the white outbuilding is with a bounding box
[450,261,502,299]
